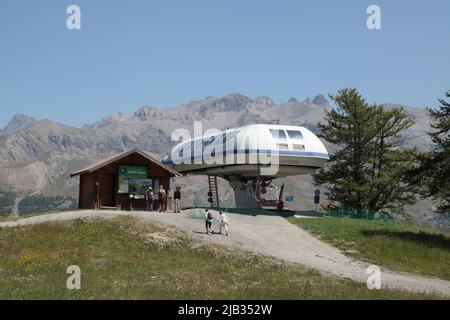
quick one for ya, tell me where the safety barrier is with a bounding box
[322,205,396,227]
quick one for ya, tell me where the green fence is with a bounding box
[323,205,396,227]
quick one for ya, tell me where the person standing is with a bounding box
[158,185,166,212]
[174,186,181,213]
[205,209,214,234]
[145,187,153,211]
[218,211,229,236]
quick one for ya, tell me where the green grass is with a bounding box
[0,216,440,299]
[288,216,450,281]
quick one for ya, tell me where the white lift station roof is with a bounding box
[162,124,329,179]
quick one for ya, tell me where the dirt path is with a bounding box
[1,209,449,297]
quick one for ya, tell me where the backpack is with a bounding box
[207,212,213,220]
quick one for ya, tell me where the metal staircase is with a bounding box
[207,175,220,208]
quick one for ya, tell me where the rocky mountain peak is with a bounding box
[1,114,37,134]
[84,112,131,129]
[254,96,274,106]
[303,97,312,104]
[134,106,162,121]
[184,93,254,114]
[312,94,329,106]
[218,93,253,109]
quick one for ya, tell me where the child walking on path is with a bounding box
[205,209,214,234]
[218,211,229,236]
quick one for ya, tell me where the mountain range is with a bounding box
[0,92,447,230]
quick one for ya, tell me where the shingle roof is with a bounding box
[70,148,180,177]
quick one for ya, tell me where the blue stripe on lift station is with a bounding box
[162,149,329,165]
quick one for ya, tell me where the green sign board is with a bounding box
[119,166,148,179]
[118,166,148,193]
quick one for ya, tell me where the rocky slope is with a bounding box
[0,93,446,230]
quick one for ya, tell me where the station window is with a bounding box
[287,130,303,140]
[270,129,287,142]
[293,144,305,151]
[276,143,289,150]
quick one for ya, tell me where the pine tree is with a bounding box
[313,88,416,213]
[412,90,450,213]
[367,106,416,212]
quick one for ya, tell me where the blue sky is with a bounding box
[0,0,449,128]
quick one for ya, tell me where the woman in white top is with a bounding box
[218,211,229,236]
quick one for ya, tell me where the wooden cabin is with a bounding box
[70,148,179,210]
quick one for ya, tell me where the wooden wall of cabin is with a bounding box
[79,174,95,209]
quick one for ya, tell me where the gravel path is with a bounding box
[1,209,449,297]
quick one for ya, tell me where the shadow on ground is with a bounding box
[362,229,450,251]
[186,206,301,218]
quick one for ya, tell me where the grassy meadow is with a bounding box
[288,216,450,281]
[0,215,440,299]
